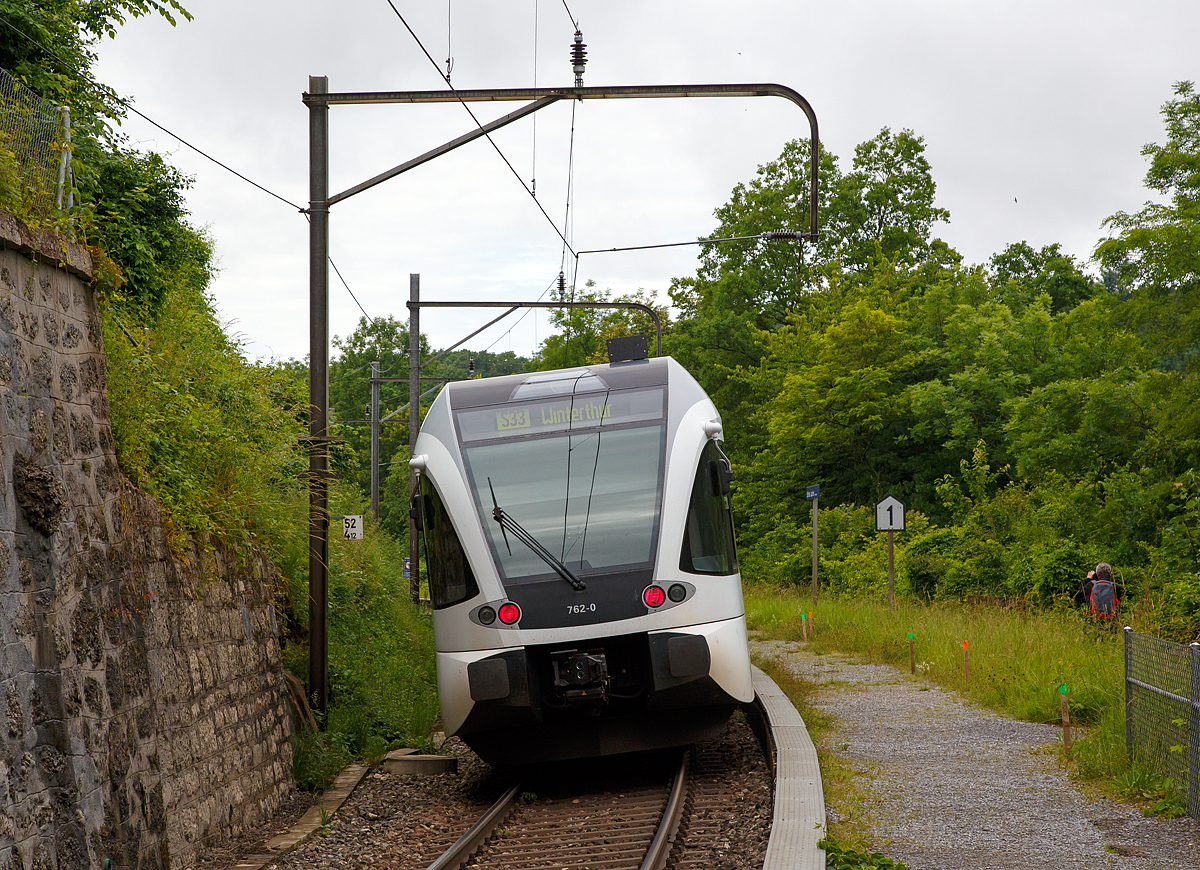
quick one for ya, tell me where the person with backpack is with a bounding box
[1072,562,1121,618]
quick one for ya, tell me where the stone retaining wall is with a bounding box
[0,213,295,869]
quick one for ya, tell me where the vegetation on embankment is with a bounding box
[745,586,1182,811]
[661,82,1200,645]
[3,1,439,789]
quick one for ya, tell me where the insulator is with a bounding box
[557,271,566,301]
[571,30,587,88]
[468,357,475,376]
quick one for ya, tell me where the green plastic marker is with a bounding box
[908,632,913,640]
[1060,684,1071,747]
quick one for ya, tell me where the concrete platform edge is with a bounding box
[227,760,371,870]
[751,663,827,870]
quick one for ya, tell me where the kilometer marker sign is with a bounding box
[875,494,906,531]
[876,494,905,611]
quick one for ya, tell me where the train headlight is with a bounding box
[498,602,522,625]
[668,583,687,602]
[478,606,496,625]
[642,585,666,608]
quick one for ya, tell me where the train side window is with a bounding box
[420,477,480,608]
[679,441,738,575]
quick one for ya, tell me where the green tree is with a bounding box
[765,301,914,505]
[527,282,612,371]
[1095,81,1200,365]
[836,127,951,271]
[329,315,430,500]
[989,241,1099,313]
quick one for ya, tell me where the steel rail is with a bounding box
[426,781,523,870]
[640,750,690,870]
[305,83,820,240]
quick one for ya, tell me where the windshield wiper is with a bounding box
[488,477,587,591]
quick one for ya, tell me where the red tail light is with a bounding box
[498,602,521,625]
[643,585,666,608]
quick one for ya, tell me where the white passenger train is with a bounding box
[409,354,752,763]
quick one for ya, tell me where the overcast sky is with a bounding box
[91,0,1198,363]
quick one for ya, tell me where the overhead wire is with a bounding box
[531,0,538,197]
[559,0,579,29]
[444,0,453,81]
[481,275,558,353]
[381,0,576,256]
[0,13,387,326]
[328,256,376,325]
[0,13,305,213]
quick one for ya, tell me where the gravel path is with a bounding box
[751,640,1200,870]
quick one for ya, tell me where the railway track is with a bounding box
[432,752,687,870]
[260,672,802,870]
[418,715,770,870]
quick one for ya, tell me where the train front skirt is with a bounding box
[436,615,751,764]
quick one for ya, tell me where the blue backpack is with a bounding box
[1090,578,1117,618]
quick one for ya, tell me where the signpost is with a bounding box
[806,484,820,605]
[342,515,364,541]
[875,494,905,610]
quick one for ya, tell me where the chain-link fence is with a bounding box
[1125,628,1200,816]
[0,66,71,220]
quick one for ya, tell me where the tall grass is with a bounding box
[281,485,439,787]
[745,586,1130,783]
[104,279,440,790]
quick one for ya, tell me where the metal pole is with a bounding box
[887,530,895,611]
[1124,626,1133,761]
[409,274,421,604]
[307,75,330,718]
[810,495,818,606]
[1190,643,1199,818]
[56,106,71,209]
[370,360,380,520]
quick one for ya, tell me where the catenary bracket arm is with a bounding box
[328,95,563,205]
[307,83,819,238]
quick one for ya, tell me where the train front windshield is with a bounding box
[456,383,666,583]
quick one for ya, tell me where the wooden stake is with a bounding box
[909,632,916,675]
[800,612,808,642]
[1060,685,1071,749]
[808,611,815,634]
[962,640,969,681]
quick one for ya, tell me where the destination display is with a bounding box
[457,387,665,442]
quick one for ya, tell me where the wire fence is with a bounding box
[0,66,71,220]
[1125,627,1200,816]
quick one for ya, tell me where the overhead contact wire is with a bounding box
[382,0,576,256]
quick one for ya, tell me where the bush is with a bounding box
[902,528,961,599]
[293,730,352,792]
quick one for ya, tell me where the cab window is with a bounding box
[679,441,737,575]
[419,477,479,608]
